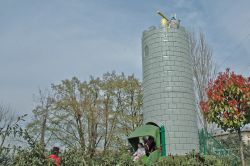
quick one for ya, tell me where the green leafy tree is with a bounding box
[200,69,250,166]
[51,77,87,150]
[84,76,102,156]
[26,72,143,157]
[101,72,143,151]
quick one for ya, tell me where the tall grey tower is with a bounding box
[142,13,199,155]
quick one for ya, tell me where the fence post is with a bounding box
[160,126,166,156]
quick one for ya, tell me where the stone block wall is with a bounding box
[142,26,199,155]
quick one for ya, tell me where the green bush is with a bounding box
[10,144,54,166]
[8,146,238,166]
[61,148,134,166]
[153,151,235,166]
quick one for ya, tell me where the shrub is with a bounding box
[10,144,53,166]
[9,146,238,166]
[153,151,235,166]
[61,148,134,166]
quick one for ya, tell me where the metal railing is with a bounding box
[198,129,239,165]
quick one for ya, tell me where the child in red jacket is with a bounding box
[48,147,61,166]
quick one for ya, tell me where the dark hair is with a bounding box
[148,136,154,141]
[51,147,60,154]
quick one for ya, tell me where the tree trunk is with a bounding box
[238,129,245,166]
[40,108,48,148]
[103,95,111,151]
[40,116,46,147]
[76,116,85,151]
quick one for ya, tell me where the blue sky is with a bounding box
[0,0,249,115]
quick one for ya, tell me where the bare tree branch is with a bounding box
[189,30,217,132]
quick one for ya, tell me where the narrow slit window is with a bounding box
[144,45,149,57]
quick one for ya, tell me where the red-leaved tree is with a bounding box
[200,69,250,166]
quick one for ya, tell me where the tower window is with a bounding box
[144,45,149,57]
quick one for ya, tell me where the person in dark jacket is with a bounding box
[143,136,156,156]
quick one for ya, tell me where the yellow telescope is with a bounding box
[157,11,169,27]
